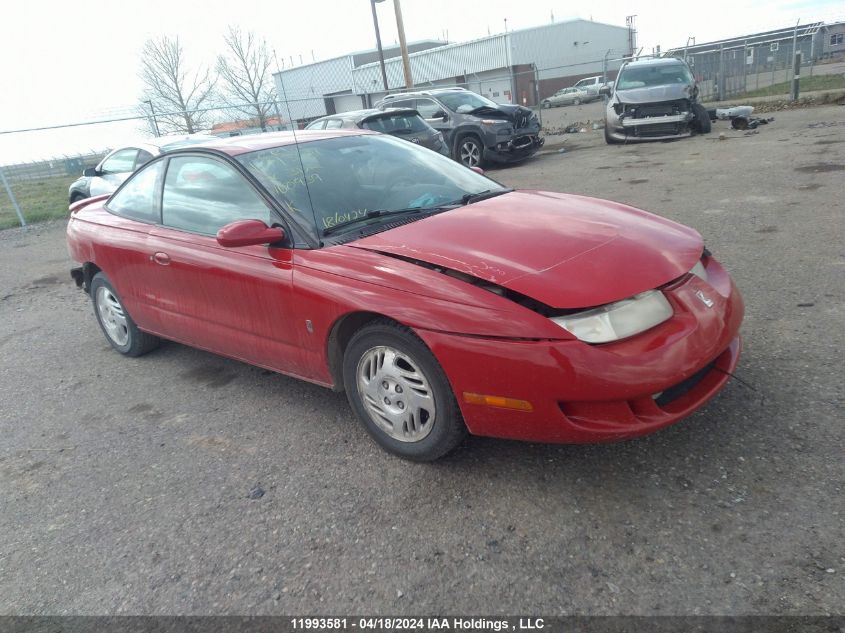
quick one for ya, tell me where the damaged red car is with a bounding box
[67,130,743,461]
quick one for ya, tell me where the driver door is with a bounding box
[414,98,452,147]
[144,155,306,376]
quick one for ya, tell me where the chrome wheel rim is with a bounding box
[96,286,129,346]
[459,140,481,167]
[356,345,436,443]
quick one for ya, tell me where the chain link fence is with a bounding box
[0,152,107,229]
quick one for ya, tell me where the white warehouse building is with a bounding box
[274,18,633,124]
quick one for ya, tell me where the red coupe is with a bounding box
[67,130,743,461]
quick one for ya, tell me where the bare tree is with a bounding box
[217,27,277,132]
[139,36,216,134]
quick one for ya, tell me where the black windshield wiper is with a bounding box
[460,188,513,206]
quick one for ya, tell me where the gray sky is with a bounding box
[0,0,841,162]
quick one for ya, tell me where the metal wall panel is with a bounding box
[511,21,630,80]
[352,35,511,94]
[273,56,354,120]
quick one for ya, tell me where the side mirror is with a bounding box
[217,219,285,248]
[599,85,611,97]
[470,166,485,176]
[431,110,448,121]
[83,167,98,177]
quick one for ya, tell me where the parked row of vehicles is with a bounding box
[73,57,710,204]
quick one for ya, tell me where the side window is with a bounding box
[107,160,165,223]
[306,120,326,130]
[325,119,343,129]
[386,99,414,109]
[101,149,139,174]
[414,99,440,118]
[135,150,155,168]
[162,156,272,236]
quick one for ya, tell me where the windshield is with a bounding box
[436,91,498,113]
[236,134,504,239]
[362,112,428,134]
[616,63,694,90]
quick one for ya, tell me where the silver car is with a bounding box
[541,87,597,108]
[68,134,218,203]
[603,57,711,143]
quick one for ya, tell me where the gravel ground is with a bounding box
[0,105,843,615]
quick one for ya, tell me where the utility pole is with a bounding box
[790,18,800,96]
[393,0,413,89]
[144,99,160,137]
[370,0,389,92]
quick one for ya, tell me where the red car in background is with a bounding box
[67,130,743,461]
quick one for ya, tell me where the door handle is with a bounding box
[151,252,171,266]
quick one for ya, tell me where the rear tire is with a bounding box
[542,100,551,109]
[692,103,712,134]
[342,320,466,461]
[90,273,160,357]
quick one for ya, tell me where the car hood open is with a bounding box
[349,191,703,309]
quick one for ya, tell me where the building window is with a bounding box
[770,42,779,52]
[831,33,844,46]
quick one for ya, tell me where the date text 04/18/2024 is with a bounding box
[290,618,546,631]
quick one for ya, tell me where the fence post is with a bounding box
[718,44,725,101]
[0,166,27,228]
[533,65,542,127]
[791,51,802,101]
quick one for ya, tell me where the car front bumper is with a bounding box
[415,256,743,444]
[484,134,545,164]
[606,110,694,142]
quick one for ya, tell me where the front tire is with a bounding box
[342,321,465,461]
[692,103,712,134]
[455,134,484,168]
[542,100,551,109]
[573,97,581,106]
[90,273,160,357]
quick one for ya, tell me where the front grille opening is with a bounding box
[654,360,716,407]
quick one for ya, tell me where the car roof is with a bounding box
[623,57,687,68]
[309,107,421,126]
[167,129,376,156]
[380,86,466,101]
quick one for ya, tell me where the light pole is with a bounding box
[370,0,389,92]
[144,99,160,137]
[393,0,413,89]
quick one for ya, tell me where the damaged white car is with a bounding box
[602,57,711,144]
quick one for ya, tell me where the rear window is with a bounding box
[362,113,428,135]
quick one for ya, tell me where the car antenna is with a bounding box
[274,49,320,237]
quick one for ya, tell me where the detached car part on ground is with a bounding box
[604,58,711,144]
[377,87,543,168]
[68,134,219,203]
[67,130,743,461]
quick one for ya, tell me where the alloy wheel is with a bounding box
[96,286,129,346]
[459,139,481,168]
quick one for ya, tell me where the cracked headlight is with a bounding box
[551,290,673,344]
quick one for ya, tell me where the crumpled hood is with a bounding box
[349,191,703,309]
[615,84,693,104]
[470,104,536,128]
